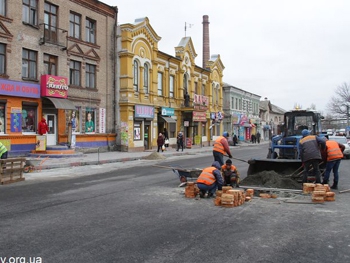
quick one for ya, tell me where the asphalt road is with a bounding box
[0,144,350,263]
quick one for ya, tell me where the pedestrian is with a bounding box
[163,128,169,148]
[176,131,184,151]
[196,161,224,198]
[251,134,256,143]
[256,131,261,144]
[213,131,233,166]
[157,133,165,152]
[0,141,8,159]
[321,137,345,189]
[299,129,326,184]
[221,159,240,187]
[38,117,49,135]
[233,134,238,146]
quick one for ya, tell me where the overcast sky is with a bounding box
[101,0,350,114]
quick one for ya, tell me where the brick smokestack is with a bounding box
[202,15,210,69]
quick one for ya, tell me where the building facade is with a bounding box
[259,99,285,140]
[117,18,224,151]
[222,83,261,141]
[0,0,117,155]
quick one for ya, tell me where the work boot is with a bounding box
[199,191,206,198]
[331,182,338,190]
[322,180,328,185]
[207,193,215,198]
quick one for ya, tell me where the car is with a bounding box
[328,136,350,159]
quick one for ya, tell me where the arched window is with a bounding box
[143,63,149,94]
[212,83,215,104]
[183,73,188,95]
[216,84,219,105]
[133,60,139,92]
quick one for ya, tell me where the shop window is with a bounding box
[22,0,38,26]
[0,0,5,16]
[85,18,96,44]
[69,12,81,39]
[169,123,176,138]
[69,60,81,86]
[134,122,141,140]
[0,43,6,75]
[22,48,37,80]
[22,105,37,133]
[85,109,95,133]
[44,53,57,75]
[0,103,5,133]
[68,108,80,133]
[85,63,96,89]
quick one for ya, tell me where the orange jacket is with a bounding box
[213,136,231,155]
[197,167,216,185]
[326,140,343,161]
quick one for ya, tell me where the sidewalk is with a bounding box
[31,140,269,171]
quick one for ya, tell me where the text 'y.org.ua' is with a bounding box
[0,257,42,263]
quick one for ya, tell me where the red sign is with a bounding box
[192,111,207,122]
[41,75,68,98]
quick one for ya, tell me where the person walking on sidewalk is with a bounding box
[157,133,165,152]
[213,131,232,166]
[176,131,184,151]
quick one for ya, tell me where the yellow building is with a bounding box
[118,17,224,152]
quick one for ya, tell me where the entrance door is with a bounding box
[144,125,150,150]
[45,114,57,146]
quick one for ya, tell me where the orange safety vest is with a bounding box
[326,140,343,161]
[221,164,237,172]
[197,167,217,185]
[213,136,226,154]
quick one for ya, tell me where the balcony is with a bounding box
[39,23,68,50]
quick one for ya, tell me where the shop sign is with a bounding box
[135,105,154,118]
[161,107,174,116]
[41,75,68,98]
[193,111,207,122]
[0,79,40,98]
[99,108,106,133]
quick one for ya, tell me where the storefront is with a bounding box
[134,105,154,150]
[158,107,176,141]
[0,79,42,156]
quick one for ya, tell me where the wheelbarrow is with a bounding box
[153,164,202,187]
[23,157,49,173]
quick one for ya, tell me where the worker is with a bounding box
[213,131,233,166]
[221,159,240,188]
[196,161,224,198]
[321,137,345,190]
[298,129,326,184]
[0,141,8,159]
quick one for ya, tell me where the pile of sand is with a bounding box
[143,152,166,160]
[240,170,301,189]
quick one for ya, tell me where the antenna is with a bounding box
[185,22,194,37]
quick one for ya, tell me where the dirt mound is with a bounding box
[143,152,166,160]
[241,170,301,189]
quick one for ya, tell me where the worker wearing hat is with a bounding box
[212,131,233,166]
[197,161,224,198]
[299,129,326,184]
[221,159,240,187]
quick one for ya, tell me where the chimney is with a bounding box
[202,15,210,69]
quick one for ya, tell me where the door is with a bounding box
[45,114,57,146]
[144,125,150,150]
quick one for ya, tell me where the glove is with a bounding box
[228,154,233,159]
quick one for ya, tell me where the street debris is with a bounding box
[143,152,166,160]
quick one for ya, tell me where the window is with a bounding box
[22,0,37,25]
[235,98,238,110]
[194,82,198,95]
[212,83,215,104]
[0,103,5,133]
[69,12,81,39]
[0,0,5,16]
[215,84,219,105]
[133,60,139,92]
[157,72,163,96]
[169,123,176,138]
[44,2,58,43]
[0,43,6,75]
[143,63,149,94]
[43,54,57,75]
[22,105,37,133]
[22,49,37,80]
[169,75,174,98]
[202,123,206,137]
[201,84,205,96]
[134,122,141,140]
[85,63,96,89]
[69,60,81,86]
[85,18,96,43]
[85,109,95,133]
[68,109,80,133]
[231,97,234,109]
[183,73,188,95]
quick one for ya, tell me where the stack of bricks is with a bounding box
[245,189,254,201]
[184,182,199,198]
[214,186,247,208]
[302,183,336,203]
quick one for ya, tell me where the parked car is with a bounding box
[328,136,350,159]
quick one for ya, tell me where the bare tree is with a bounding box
[327,82,350,116]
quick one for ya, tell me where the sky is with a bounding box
[101,0,350,114]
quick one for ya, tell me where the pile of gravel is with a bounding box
[241,170,301,189]
[143,152,166,160]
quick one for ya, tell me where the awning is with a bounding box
[159,116,176,123]
[44,97,76,110]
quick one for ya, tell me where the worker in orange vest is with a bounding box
[197,161,224,198]
[213,131,233,166]
[221,159,240,188]
[321,137,345,189]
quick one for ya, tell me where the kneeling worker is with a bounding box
[197,161,224,198]
[221,159,240,187]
